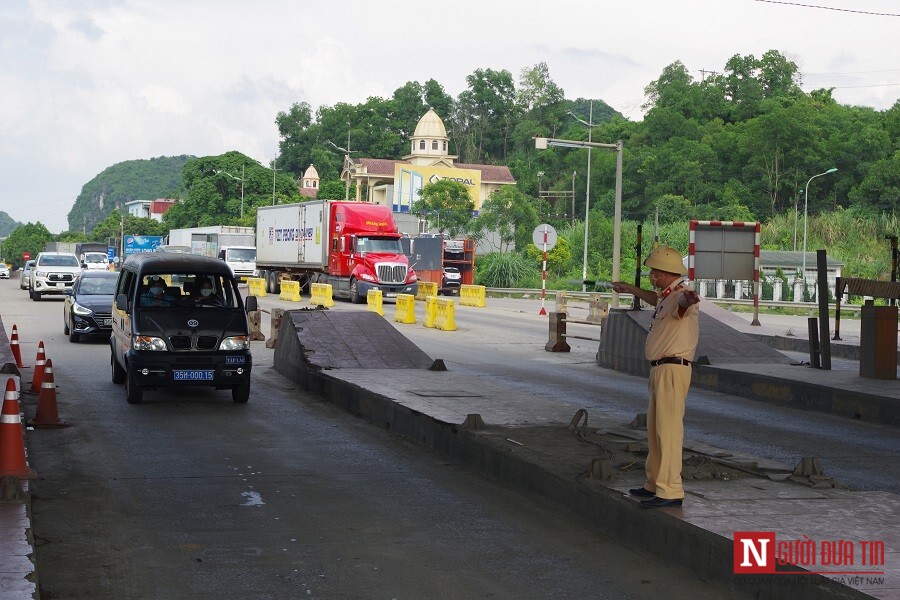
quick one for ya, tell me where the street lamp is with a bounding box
[535,135,624,306]
[566,103,596,293]
[801,167,838,292]
[215,166,245,219]
[327,131,355,201]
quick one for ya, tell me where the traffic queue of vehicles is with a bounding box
[4,250,256,404]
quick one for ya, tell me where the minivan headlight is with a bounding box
[219,336,249,351]
[133,335,167,351]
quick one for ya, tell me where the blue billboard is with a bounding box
[124,235,163,256]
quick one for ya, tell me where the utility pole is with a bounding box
[272,151,279,206]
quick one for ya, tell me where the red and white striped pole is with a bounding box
[539,225,548,315]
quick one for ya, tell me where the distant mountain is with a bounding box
[66,155,193,232]
[0,210,22,236]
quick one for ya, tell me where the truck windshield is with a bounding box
[357,237,402,254]
[83,253,107,264]
[227,248,256,262]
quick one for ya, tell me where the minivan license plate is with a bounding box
[173,370,214,381]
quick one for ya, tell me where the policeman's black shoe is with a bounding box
[640,496,683,509]
[628,487,655,498]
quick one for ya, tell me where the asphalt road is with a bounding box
[334,294,900,494]
[1,277,744,600]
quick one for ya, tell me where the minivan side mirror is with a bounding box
[115,294,128,311]
[245,295,258,313]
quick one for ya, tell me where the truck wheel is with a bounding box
[232,384,250,403]
[111,352,126,385]
[349,278,361,304]
[125,369,143,404]
[64,316,70,335]
[268,271,280,295]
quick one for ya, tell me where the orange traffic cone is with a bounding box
[10,325,27,369]
[28,359,69,428]
[27,342,46,395]
[0,379,38,479]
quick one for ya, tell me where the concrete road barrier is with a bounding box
[394,294,416,324]
[279,280,301,302]
[416,282,437,300]
[460,284,486,307]
[247,277,267,297]
[309,283,334,307]
[367,289,384,316]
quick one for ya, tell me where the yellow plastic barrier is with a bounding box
[367,289,384,316]
[434,298,457,331]
[309,282,335,307]
[416,281,438,300]
[279,280,301,302]
[247,277,267,297]
[460,284,486,307]
[394,293,416,324]
[423,296,438,328]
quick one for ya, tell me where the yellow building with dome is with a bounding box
[338,108,516,215]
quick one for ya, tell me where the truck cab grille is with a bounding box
[376,263,407,284]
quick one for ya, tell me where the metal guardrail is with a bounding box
[485,288,862,313]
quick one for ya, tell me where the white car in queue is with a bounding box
[29,252,82,300]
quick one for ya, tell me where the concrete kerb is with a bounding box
[300,367,871,600]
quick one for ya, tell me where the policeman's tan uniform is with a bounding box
[643,275,699,500]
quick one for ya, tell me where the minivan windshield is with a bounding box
[138,273,239,309]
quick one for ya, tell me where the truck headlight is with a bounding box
[360,273,376,282]
[72,302,93,316]
[408,271,418,282]
[133,335,167,351]
[36,270,48,277]
[219,336,249,351]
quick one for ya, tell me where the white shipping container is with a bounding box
[256,201,327,269]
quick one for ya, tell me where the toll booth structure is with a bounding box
[834,277,900,380]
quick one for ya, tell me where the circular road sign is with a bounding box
[22,252,30,260]
[532,224,557,250]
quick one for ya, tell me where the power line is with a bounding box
[754,0,900,17]
[806,68,900,76]
[827,82,900,89]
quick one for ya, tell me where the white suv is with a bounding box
[30,252,82,301]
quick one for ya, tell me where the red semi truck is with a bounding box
[256,200,418,303]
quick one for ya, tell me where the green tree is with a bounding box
[473,186,539,252]
[849,150,900,213]
[456,68,519,162]
[1,223,55,269]
[412,179,474,237]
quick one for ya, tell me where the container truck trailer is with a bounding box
[256,200,417,303]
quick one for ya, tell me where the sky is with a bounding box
[0,0,897,234]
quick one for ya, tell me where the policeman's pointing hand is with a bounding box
[678,289,700,308]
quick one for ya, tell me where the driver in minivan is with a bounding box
[192,277,223,306]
